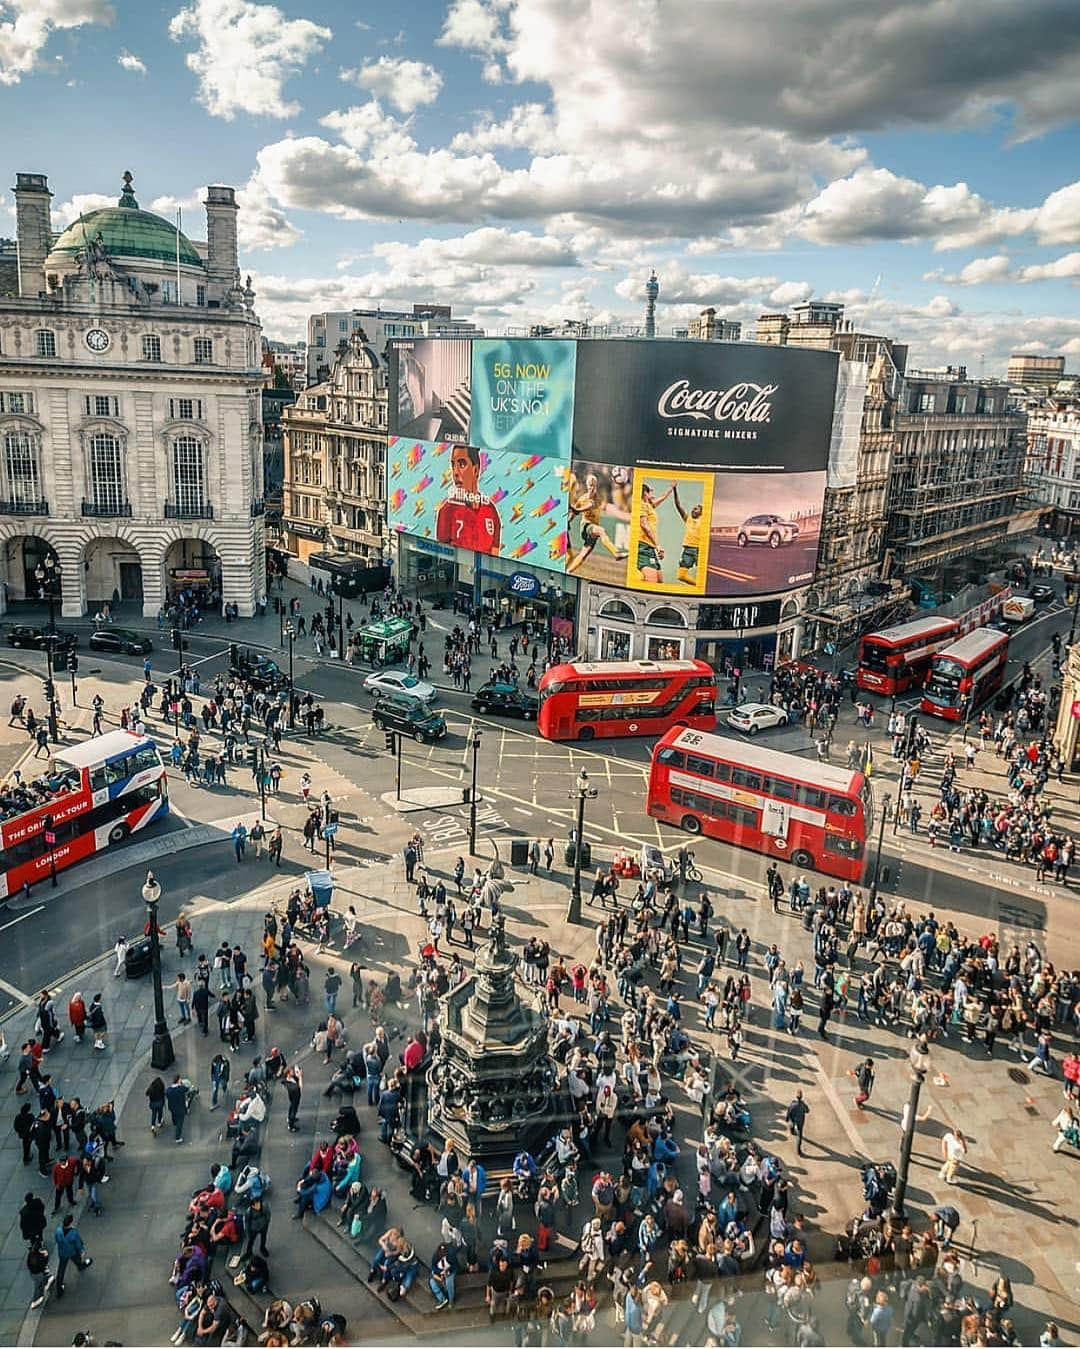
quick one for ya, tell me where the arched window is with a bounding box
[88,432,125,513]
[3,430,43,509]
[598,599,634,622]
[646,605,687,628]
[172,436,206,516]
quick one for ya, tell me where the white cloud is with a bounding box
[440,0,1080,141]
[925,254,1013,286]
[150,176,301,252]
[340,56,442,114]
[168,0,330,120]
[767,280,813,307]
[117,47,145,73]
[54,192,118,225]
[450,102,556,153]
[1018,252,1080,283]
[0,0,113,85]
[613,264,786,309]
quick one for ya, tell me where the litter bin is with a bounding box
[564,840,592,869]
[124,935,154,979]
[510,839,530,867]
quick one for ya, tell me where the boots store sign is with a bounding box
[571,340,838,472]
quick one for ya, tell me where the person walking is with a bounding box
[939,1127,967,1185]
[785,1090,810,1156]
[54,1214,90,1298]
[284,1067,302,1132]
[146,1076,166,1134]
[27,1237,52,1309]
[232,821,248,863]
[13,1103,35,1165]
[67,991,87,1044]
[174,972,192,1026]
[192,979,210,1036]
[854,1058,875,1110]
[51,1154,77,1213]
[88,994,108,1051]
[324,968,342,1016]
[165,1076,189,1144]
[210,1053,230,1110]
[268,825,283,867]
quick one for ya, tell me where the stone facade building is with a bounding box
[282,332,388,564]
[1024,393,1080,539]
[0,171,265,618]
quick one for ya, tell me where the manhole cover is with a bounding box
[1008,1067,1030,1085]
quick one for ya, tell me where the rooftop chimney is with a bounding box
[204,185,238,295]
[13,172,52,298]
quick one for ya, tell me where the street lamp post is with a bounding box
[285,622,296,729]
[868,791,892,905]
[142,870,174,1071]
[567,768,598,925]
[467,730,483,856]
[35,557,61,744]
[890,1038,931,1221]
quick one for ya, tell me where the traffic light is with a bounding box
[42,679,55,701]
[247,745,258,769]
[171,627,182,651]
[52,649,68,672]
[384,730,396,752]
[68,653,78,676]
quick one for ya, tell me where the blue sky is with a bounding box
[4,0,1080,367]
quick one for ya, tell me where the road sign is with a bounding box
[322,822,338,838]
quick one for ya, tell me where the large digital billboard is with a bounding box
[567,341,837,598]
[388,337,837,598]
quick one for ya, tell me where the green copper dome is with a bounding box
[49,172,204,269]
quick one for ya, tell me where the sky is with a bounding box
[4,0,1080,369]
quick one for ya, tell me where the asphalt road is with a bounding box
[0,580,1070,1001]
[706,536,818,594]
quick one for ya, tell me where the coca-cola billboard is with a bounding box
[571,340,837,471]
[567,340,836,599]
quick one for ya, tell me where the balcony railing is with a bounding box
[164,501,214,520]
[0,498,48,516]
[82,500,132,518]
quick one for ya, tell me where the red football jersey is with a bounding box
[436,498,502,554]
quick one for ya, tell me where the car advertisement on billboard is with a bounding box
[469,338,577,459]
[388,337,836,598]
[568,340,837,597]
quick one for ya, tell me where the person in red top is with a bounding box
[311,1141,334,1174]
[51,1155,78,1212]
[67,993,87,1045]
[402,1034,426,1073]
[435,445,502,555]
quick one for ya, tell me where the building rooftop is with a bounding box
[47,172,203,270]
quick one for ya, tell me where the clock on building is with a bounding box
[85,328,110,353]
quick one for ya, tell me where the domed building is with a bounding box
[0,169,266,618]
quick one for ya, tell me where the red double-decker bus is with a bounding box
[646,727,871,881]
[920,627,1009,721]
[856,615,961,696]
[537,659,717,742]
[0,730,168,899]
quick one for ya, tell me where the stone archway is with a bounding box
[163,536,221,611]
[84,535,145,610]
[0,531,58,605]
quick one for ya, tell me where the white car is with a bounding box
[727,702,787,735]
[736,514,800,548]
[363,669,437,703]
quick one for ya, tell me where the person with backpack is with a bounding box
[854,1058,875,1110]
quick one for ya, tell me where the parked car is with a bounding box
[5,626,78,651]
[727,701,787,735]
[471,682,539,719]
[735,514,800,548]
[88,627,152,655]
[363,669,437,703]
[372,692,447,744]
[1029,583,1056,604]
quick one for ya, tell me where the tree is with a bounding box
[272,365,290,389]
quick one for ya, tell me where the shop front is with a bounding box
[582,583,806,673]
[284,518,325,564]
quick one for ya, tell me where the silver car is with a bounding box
[736,514,800,548]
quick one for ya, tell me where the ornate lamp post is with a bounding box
[34,556,61,744]
[285,621,296,729]
[142,869,175,1071]
[567,768,598,925]
[890,1037,930,1220]
[868,791,892,904]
